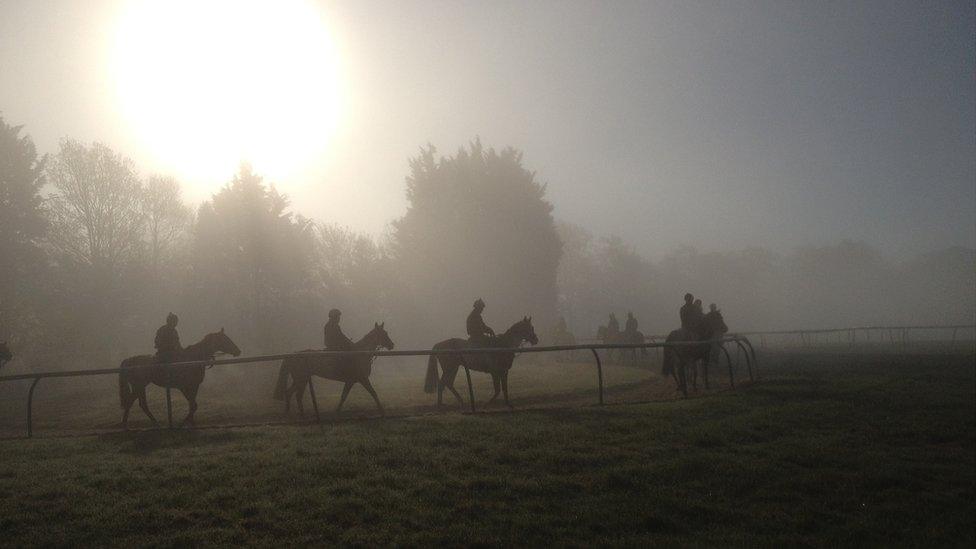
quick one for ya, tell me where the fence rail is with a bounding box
[0,337,755,439]
[580,324,976,347]
[732,324,976,348]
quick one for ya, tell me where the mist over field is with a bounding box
[0,0,972,364]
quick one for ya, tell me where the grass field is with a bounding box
[0,347,973,546]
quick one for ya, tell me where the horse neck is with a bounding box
[498,324,523,346]
[182,337,215,360]
[353,330,380,351]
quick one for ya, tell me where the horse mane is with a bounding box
[181,332,219,359]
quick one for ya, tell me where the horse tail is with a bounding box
[273,360,290,401]
[118,360,131,408]
[424,354,439,394]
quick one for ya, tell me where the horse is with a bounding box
[0,341,11,371]
[273,322,394,417]
[118,329,241,428]
[597,323,628,363]
[661,313,728,397]
[424,317,538,409]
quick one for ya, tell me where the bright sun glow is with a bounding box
[111,0,343,189]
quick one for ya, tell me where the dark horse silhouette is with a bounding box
[597,323,646,363]
[273,322,394,417]
[0,341,11,371]
[424,317,538,409]
[118,329,241,428]
[662,313,728,397]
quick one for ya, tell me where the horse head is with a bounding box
[511,316,538,346]
[368,322,395,351]
[207,328,242,357]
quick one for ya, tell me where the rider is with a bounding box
[625,312,638,334]
[680,293,702,332]
[323,308,353,351]
[608,313,620,334]
[703,303,725,332]
[467,298,496,347]
[154,312,183,363]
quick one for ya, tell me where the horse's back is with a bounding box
[121,354,154,369]
[432,338,468,351]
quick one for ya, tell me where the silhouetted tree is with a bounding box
[391,140,562,342]
[142,175,192,273]
[0,117,48,344]
[191,164,316,352]
[46,140,145,269]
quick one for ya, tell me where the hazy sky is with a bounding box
[2,0,973,258]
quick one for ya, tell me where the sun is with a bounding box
[111,0,343,189]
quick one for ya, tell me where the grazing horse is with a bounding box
[118,329,241,428]
[661,313,728,397]
[273,322,394,416]
[424,317,538,409]
[0,341,11,371]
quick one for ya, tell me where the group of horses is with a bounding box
[2,311,727,429]
[114,317,540,428]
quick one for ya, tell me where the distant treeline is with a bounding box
[1,116,973,367]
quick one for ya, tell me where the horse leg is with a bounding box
[442,366,464,407]
[676,359,688,398]
[360,378,385,416]
[487,373,501,405]
[703,356,710,390]
[283,379,293,414]
[336,382,354,414]
[136,386,159,427]
[294,377,307,418]
[179,385,199,426]
[121,389,140,428]
[501,370,512,409]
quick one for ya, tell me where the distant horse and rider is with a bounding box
[597,312,647,363]
[662,293,729,397]
[273,309,394,417]
[118,313,241,428]
[424,298,538,409]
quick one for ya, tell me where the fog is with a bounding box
[1,1,974,367]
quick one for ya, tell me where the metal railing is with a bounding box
[0,336,756,438]
[733,324,976,348]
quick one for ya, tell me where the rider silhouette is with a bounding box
[625,312,638,334]
[154,312,182,363]
[324,308,353,351]
[608,313,620,334]
[680,293,703,332]
[467,298,495,347]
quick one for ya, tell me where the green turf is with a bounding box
[0,350,973,546]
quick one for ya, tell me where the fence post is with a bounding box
[307,377,321,423]
[463,365,475,413]
[26,377,41,438]
[719,345,735,389]
[590,348,604,405]
[165,365,173,429]
[733,340,753,382]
